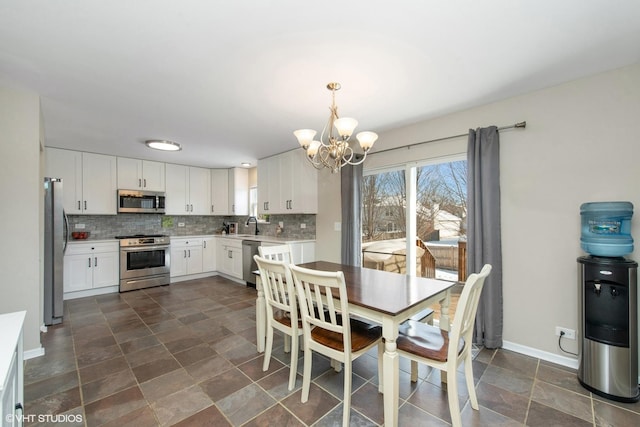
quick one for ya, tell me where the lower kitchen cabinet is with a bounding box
[202,237,216,272]
[170,238,204,277]
[0,311,25,427]
[216,238,243,279]
[63,241,119,297]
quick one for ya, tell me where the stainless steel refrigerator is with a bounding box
[44,177,67,325]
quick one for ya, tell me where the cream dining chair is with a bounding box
[289,264,383,427]
[254,255,302,391]
[258,243,293,263]
[396,264,492,427]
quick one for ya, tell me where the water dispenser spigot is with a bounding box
[594,282,601,295]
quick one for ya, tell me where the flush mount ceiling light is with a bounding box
[294,82,378,173]
[145,140,182,151]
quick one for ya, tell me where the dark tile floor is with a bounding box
[24,275,640,426]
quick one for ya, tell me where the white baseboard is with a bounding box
[502,340,579,370]
[170,271,218,283]
[24,346,45,360]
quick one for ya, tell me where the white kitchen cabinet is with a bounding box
[260,241,315,264]
[210,169,229,215]
[165,164,211,215]
[257,150,317,215]
[216,238,243,279]
[63,241,119,297]
[202,237,216,272]
[279,149,317,213]
[170,238,204,277]
[257,156,279,215]
[45,148,118,215]
[0,311,24,427]
[229,167,249,215]
[117,157,165,192]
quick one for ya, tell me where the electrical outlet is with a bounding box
[178,222,185,227]
[75,224,85,229]
[555,327,576,340]
[300,223,306,229]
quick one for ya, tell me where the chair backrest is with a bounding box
[254,255,297,323]
[448,264,492,361]
[259,244,293,264]
[289,264,351,358]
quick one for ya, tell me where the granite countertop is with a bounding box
[183,234,315,244]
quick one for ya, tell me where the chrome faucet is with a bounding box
[245,216,260,235]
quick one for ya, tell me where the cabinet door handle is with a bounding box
[88,257,91,268]
[139,178,142,188]
[228,250,232,258]
[211,205,214,213]
[188,249,191,258]
[184,250,187,258]
[84,201,87,210]
[78,201,81,210]
[143,178,147,188]
[203,241,207,249]
[94,257,97,267]
[186,204,189,212]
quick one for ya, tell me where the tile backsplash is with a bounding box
[67,214,316,240]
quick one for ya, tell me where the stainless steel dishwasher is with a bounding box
[242,240,261,287]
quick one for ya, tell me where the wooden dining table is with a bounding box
[255,260,456,427]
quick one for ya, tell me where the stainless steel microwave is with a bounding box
[118,189,165,213]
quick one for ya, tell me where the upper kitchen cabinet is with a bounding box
[45,148,117,215]
[165,164,211,215]
[279,149,317,213]
[257,150,317,214]
[210,169,229,215]
[257,156,280,215]
[229,167,249,215]
[117,157,165,192]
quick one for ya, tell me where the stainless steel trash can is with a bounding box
[578,255,639,402]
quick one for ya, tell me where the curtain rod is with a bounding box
[370,121,526,155]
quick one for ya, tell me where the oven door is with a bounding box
[120,245,170,280]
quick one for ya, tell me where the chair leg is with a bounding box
[301,344,312,403]
[446,367,462,427]
[343,361,352,426]
[284,334,291,353]
[410,360,419,382]
[288,333,299,391]
[377,343,384,393]
[464,353,479,410]
[263,325,274,371]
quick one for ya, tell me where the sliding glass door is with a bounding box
[362,155,467,280]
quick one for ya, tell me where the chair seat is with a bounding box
[311,321,382,352]
[274,310,303,328]
[397,320,464,362]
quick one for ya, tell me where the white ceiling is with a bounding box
[1,1,639,168]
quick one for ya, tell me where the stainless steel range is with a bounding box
[116,234,170,292]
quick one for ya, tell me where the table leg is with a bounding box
[382,318,399,427]
[256,276,266,353]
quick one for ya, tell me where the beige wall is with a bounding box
[0,85,43,353]
[315,62,640,363]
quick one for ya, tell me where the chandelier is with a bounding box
[294,82,378,173]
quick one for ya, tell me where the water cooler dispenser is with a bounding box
[577,201,639,402]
